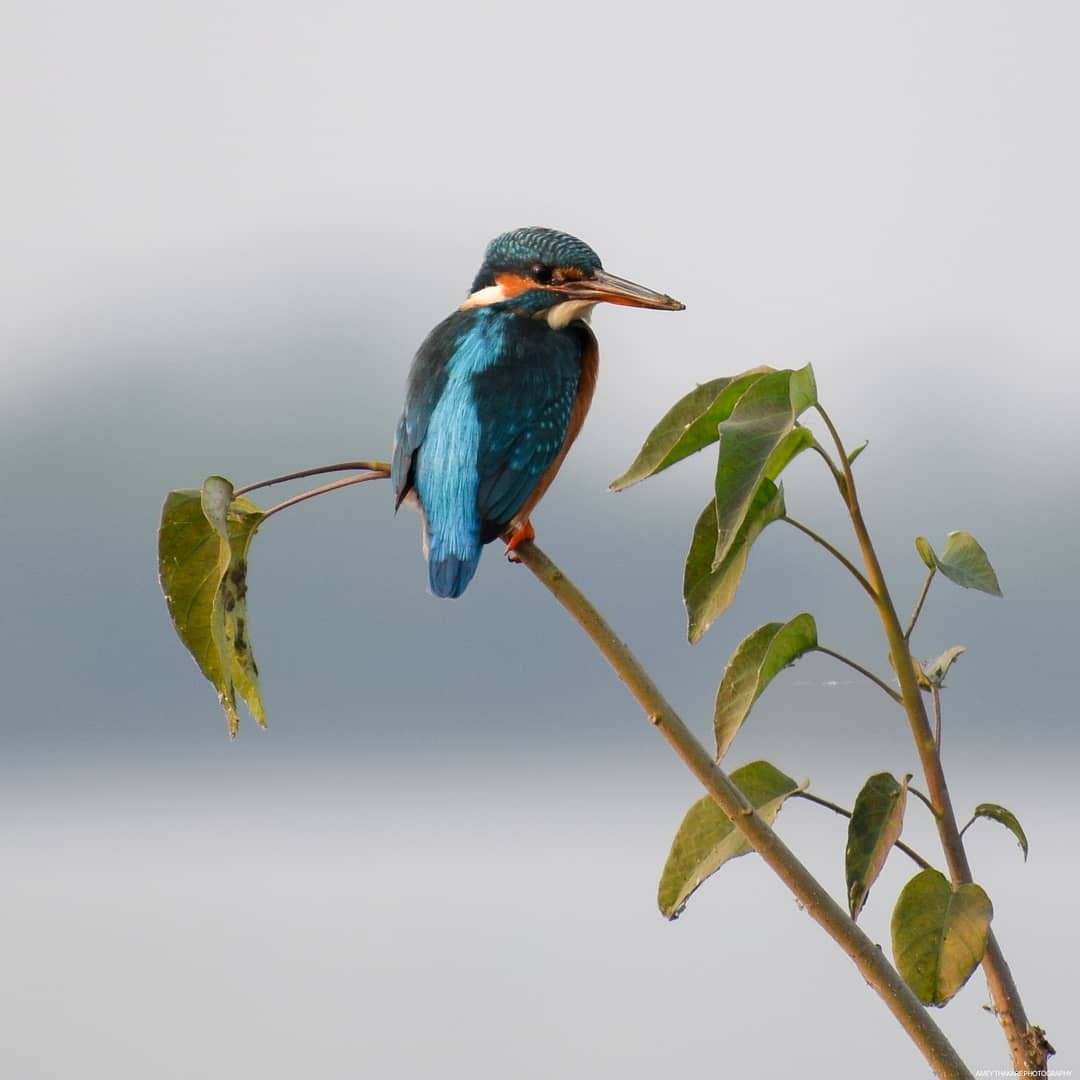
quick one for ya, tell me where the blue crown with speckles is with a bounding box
[471,227,602,291]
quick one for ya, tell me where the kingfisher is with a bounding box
[392,226,685,598]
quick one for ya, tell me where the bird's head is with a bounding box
[461,226,685,329]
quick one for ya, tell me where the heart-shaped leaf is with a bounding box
[891,868,993,1006]
[916,532,1002,596]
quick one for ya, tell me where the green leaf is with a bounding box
[713,614,818,760]
[713,366,817,568]
[847,441,868,466]
[845,773,909,919]
[684,480,786,644]
[158,477,266,737]
[936,531,1003,596]
[891,869,993,1006]
[610,370,770,491]
[764,426,815,480]
[915,533,1002,595]
[923,646,966,687]
[971,803,1029,861]
[658,761,803,919]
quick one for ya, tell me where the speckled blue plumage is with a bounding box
[393,306,590,598]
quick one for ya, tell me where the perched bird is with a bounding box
[392,226,685,598]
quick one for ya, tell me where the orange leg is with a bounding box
[502,519,535,562]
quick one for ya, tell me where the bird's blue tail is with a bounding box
[427,536,481,598]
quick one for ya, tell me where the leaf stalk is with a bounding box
[813,644,902,704]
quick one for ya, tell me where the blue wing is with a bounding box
[472,337,584,541]
[393,310,589,597]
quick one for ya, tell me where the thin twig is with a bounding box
[808,437,845,486]
[905,568,936,640]
[262,471,388,521]
[814,644,902,704]
[907,784,939,819]
[793,791,933,870]
[931,685,943,750]
[235,461,391,497]
[513,538,972,1080]
[781,516,878,600]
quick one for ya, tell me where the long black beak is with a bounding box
[554,269,685,311]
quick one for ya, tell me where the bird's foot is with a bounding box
[503,520,535,563]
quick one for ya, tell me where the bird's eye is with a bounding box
[531,264,554,285]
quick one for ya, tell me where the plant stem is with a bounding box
[905,567,936,640]
[793,791,932,870]
[814,404,1048,1074]
[808,437,844,486]
[514,539,973,1080]
[261,470,389,521]
[781,516,877,601]
[235,461,391,497]
[931,685,943,749]
[814,644,902,704]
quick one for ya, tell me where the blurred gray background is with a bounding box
[3,2,1077,1076]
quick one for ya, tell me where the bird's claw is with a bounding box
[503,520,536,562]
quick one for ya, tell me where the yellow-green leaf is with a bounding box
[891,869,993,1006]
[158,477,266,736]
[713,614,817,760]
[658,761,802,919]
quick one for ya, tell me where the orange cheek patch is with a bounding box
[496,273,535,297]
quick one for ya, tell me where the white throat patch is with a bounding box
[542,299,596,330]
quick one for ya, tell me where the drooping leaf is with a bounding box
[971,803,1029,861]
[610,370,770,491]
[713,366,817,568]
[684,480,786,644]
[891,868,993,1006]
[158,477,266,736]
[713,614,818,760]
[220,496,267,729]
[923,646,966,687]
[846,773,910,919]
[658,761,803,919]
[936,531,1003,596]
